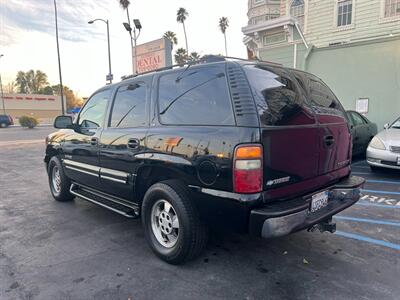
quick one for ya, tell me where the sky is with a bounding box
[0,0,248,97]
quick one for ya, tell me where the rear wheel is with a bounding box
[142,180,208,265]
[48,156,74,202]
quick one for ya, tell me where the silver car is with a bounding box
[367,116,400,171]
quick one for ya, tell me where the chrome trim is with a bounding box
[65,165,99,177]
[100,167,129,178]
[63,159,100,172]
[100,175,127,184]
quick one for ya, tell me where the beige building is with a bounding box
[2,93,65,124]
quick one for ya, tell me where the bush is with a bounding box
[19,115,39,129]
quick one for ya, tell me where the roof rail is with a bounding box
[121,55,281,80]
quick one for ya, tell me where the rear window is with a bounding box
[244,64,314,126]
[157,65,235,126]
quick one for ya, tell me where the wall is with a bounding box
[2,93,65,124]
[306,37,400,129]
[306,0,400,47]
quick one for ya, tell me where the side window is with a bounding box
[78,89,110,130]
[351,112,366,126]
[158,66,234,126]
[110,82,147,128]
[244,64,314,126]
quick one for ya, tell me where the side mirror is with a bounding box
[384,123,389,129]
[54,115,73,129]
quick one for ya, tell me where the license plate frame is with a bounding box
[310,191,329,213]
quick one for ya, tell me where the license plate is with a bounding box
[397,157,400,165]
[310,191,329,213]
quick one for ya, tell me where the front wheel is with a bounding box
[47,156,74,202]
[142,180,208,265]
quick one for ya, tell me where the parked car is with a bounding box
[44,57,364,264]
[367,116,400,171]
[0,114,14,128]
[346,111,377,156]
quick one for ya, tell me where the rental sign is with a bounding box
[134,37,173,74]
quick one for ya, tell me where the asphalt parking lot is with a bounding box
[0,127,399,300]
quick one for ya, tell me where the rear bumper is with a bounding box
[248,176,365,238]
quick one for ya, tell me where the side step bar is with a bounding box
[70,183,139,218]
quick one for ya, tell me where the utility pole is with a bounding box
[0,54,5,114]
[54,0,65,115]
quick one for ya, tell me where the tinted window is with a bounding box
[110,83,147,128]
[78,89,109,129]
[158,65,234,126]
[244,64,314,126]
[351,112,366,126]
[293,71,342,110]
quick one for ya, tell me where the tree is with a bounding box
[177,7,189,54]
[219,17,229,56]
[189,52,200,61]
[118,0,131,24]
[163,31,178,50]
[14,70,49,94]
[174,48,188,65]
[51,85,83,109]
[3,82,15,94]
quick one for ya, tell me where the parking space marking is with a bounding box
[366,179,400,185]
[355,202,400,209]
[362,189,400,196]
[335,231,400,251]
[334,216,400,227]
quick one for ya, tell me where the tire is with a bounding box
[0,123,7,128]
[47,156,74,202]
[141,180,208,265]
[370,166,380,172]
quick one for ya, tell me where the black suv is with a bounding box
[45,57,364,264]
[0,114,14,128]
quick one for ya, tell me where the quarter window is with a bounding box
[337,0,353,27]
[110,83,147,128]
[384,0,400,18]
[158,66,234,126]
[351,112,366,126]
[78,89,110,130]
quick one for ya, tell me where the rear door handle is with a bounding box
[323,135,335,147]
[90,137,98,146]
[127,138,140,149]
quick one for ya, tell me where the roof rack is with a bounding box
[121,55,281,81]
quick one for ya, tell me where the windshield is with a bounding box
[391,117,400,129]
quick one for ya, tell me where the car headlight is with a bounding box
[369,136,386,150]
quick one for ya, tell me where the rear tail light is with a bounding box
[233,144,263,194]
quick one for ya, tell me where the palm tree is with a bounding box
[176,7,189,54]
[118,0,131,23]
[174,48,188,65]
[189,52,200,61]
[163,31,178,50]
[219,17,229,56]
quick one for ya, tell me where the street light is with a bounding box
[123,19,142,74]
[89,18,113,84]
[0,54,5,114]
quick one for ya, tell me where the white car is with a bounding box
[367,116,400,171]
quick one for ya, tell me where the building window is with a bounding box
[290,0,305,30]
[384,0,400,18]
[263,32,287,45]
[250,13,280,25]
[254,0,265,5]
[337,0,353,27]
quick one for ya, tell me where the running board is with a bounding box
[70,183,139,218]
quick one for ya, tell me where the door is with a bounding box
[63,89,111,189]
[244,65,320,196]
[98,81,150,200]
[302,73,351,174]
[349,111,370,155]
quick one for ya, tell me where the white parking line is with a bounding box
[0,139,43,146]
